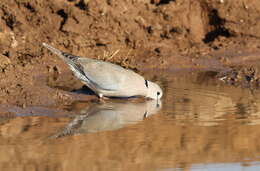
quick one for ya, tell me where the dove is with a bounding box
[42,43,163,100]
[51,99,161,137]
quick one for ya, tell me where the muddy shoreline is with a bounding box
[1,0,260,107]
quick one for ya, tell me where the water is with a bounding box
[1,71,260,171]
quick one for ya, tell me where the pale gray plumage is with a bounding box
[42,43,163,99]
[51,100,161,137]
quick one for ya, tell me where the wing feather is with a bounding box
[77,58,131,90]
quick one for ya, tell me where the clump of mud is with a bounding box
[217,66,260,88]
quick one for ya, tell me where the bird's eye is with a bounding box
[157,92,160,96]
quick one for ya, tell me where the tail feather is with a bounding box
[42,43,79,61]
[42,42,87,82]
[42,42,62,55]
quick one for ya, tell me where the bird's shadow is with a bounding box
[72,85,139,99]
[71,85,96,95]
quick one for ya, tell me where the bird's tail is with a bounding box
[42,43,63,55]
[42,43,69,61]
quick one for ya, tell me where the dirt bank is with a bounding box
[0,0,260,107]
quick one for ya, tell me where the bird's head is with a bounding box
[146,81,163,100]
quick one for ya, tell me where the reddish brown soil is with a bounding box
[1,0,260,107]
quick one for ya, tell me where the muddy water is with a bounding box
[1,71,260,171]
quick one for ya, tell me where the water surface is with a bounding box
[1,71,260,171]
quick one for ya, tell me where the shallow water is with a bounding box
[1,71,260,171]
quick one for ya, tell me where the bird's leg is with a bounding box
[98,93,109,103]
[98,93,104,98]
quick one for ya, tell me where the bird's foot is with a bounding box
[98,94,109,103]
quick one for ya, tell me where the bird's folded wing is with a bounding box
[77,59,130,91]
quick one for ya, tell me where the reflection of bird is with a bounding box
[42,43,163,100]
[51,100,161,138]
